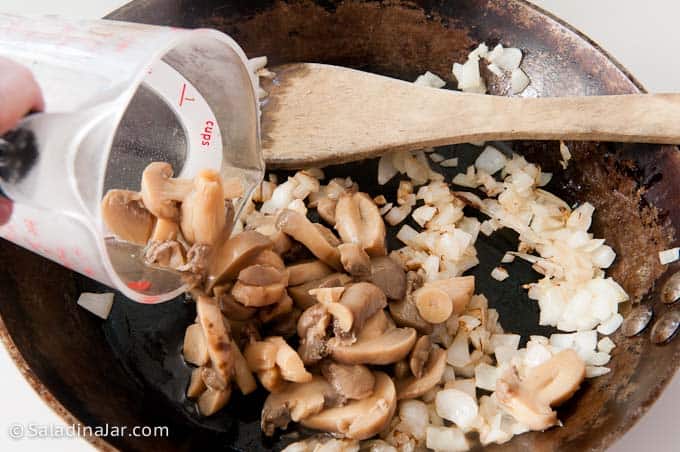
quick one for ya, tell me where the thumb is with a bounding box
[0,196,13,226]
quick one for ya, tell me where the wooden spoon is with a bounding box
[261,63,680,169]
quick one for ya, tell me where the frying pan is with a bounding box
[1,0,679,450]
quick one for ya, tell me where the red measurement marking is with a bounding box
[84,267,95,277]
[140,295,161,304]
[127,280,152,292]
[73,247,82,258]
[201,120,215,147]
[24,219,37,236]
[115,39,131,52]
[57,247,73,268]
[178,83,195,107]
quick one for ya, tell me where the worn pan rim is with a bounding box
[0,1,669,451]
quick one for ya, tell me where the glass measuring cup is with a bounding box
[0,14,264,303]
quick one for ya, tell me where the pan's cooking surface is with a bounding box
[0,1,679,451]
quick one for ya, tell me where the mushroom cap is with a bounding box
[338,282,387,334]
[427,276,475,315]
[238,264,289,287]
[288,273,353,309]
[316,197,337,225]
[214,285,257,321]
[301,372,397,440]
[330,325,417,365]
[287,260,334,286]
[261,376,340,436]
[276,209,342,270]
[365,256,407,300]
[180,169,226,245]
[247,249,286,271]
[321,362,375,401]
[208,231,273,289]
[231,281,286,307]
[140,162,193,220]
[266,336,313,383]
[413,286,454,324]
[338,243,371,277]
[196,295,234,384]
[389,296,434,335]
[397,346,446,400]
[101,189,154,245]
[334,192,386,257]
[244,340,279,372]
[409,335,432,378]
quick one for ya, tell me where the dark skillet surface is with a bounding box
[0,1,678,451]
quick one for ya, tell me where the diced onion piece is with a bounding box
[412,205,437,227]
[559,141,572,169]
[426,426,469,452]
[494,47,523,71]
[399,400,430,440]
[77,292,114,319]
[385,204,413,226]
[429,153,445,163]
[475,146,507,175]
[510,68,530,94]
[435,389,479,430]
[452,58,486,94]
[586,351,611,366]
[538,172,552,187]
[447,331,471,367]
[659,247,680,264]
[378,154,398,185]
[487,63,503,77]
[440,158,459,168]
[489,334,520,353]
[501,253,515,263]
[474,363,500,391]
[585,366,611,378]
[491,266,509,281]
[597,337,616,354]
[414,71,446,89]
[597,313,623,335]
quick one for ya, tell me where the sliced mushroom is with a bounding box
[268,308,302,338]
[214,285,256,321]
[150,217,180,242]
[266,336,313,383]
[287,260,333,286]
[365,256,407,300]
[389,273,433,334]
[187,367,207,398]
[330,325,416,365]
[247,249,286,271]
[232,343,258,395]
[183,323,209,366]
[195,295,234,384]
[409,336,432,378]
[357,309,392,342]
[338,243,371,277]
[201,366,228,391]
[496,349,586,431]
[198,386,232,416]
[258,367,285,393]
[245,340,279,372]
[427,276,474,315]
[238,264,289,287]
[231,281,286,307]
[297,304,331,365]
[396,346,446,400]
[301,372,396,440]
[259,292,294,323]
[276,209,342,270]
[334,192,386,257]
[288,273,353,309]
[140,162,193,220]
[309,287,345,304]
[316,197,337,225]
[180,169,228,245]
[269,230,293,255]
[321,361,375,401]
[208,231,273,289]
[413,286,453,324]
[261,376,340,436]
[101,189,154,245]
[337,282,387,334]
[178,243,212,275]
[145,240,186,270]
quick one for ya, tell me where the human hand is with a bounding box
[0,57,44,225]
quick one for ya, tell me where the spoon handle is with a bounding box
[262,64,680,168]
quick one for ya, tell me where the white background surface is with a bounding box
[0,0,679,451]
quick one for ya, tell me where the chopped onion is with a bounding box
[429,153,445,163]
[447,331,471,367]
[426,426,469,452]
[559,141,572,169]
[597,337,616,354]
[385,204,413,226]
[474,363,500,391]
[378,154,398,185]
[501,253,515,263]
[475,146,507,175]
[491,267,509,281]
[597,313,623,335]
[489,334,520,353]
[77,292,114,319]
[493,47,523,71]
[440,158,459,168]
[414,71,446,89]
[586,351,611,366]
[659,247,680,265]
[412,205,437,227]
[585,366,611,378]
[398,400,430,440]
[510,68,530,94]
[435,389,479,430]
